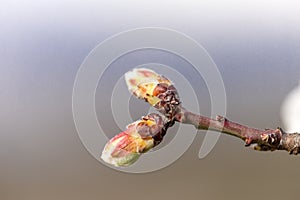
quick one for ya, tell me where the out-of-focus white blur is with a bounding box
[281,81,300,132]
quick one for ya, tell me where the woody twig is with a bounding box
[101,68,300,167]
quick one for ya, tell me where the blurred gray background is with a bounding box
[1,0,300,199]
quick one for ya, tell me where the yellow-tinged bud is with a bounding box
[125,68,180,119]
[101,113,167,167]
[125,68,172,104]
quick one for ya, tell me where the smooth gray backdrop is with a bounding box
[1,1,300,200]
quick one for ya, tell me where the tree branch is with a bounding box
[101,68,300,167]
[175,106,300,155]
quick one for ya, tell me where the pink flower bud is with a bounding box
[101,113,167,167]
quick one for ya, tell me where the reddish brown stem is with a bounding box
[175,107,300,155]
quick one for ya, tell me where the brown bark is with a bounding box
[175,107,300,155]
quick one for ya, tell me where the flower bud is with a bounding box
[125,68,181,119]
[101,113,168,166]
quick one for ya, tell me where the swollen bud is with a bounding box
[101,113,169,167]
[125,68,181,119]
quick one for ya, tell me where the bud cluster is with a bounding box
[101,68,181,167]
